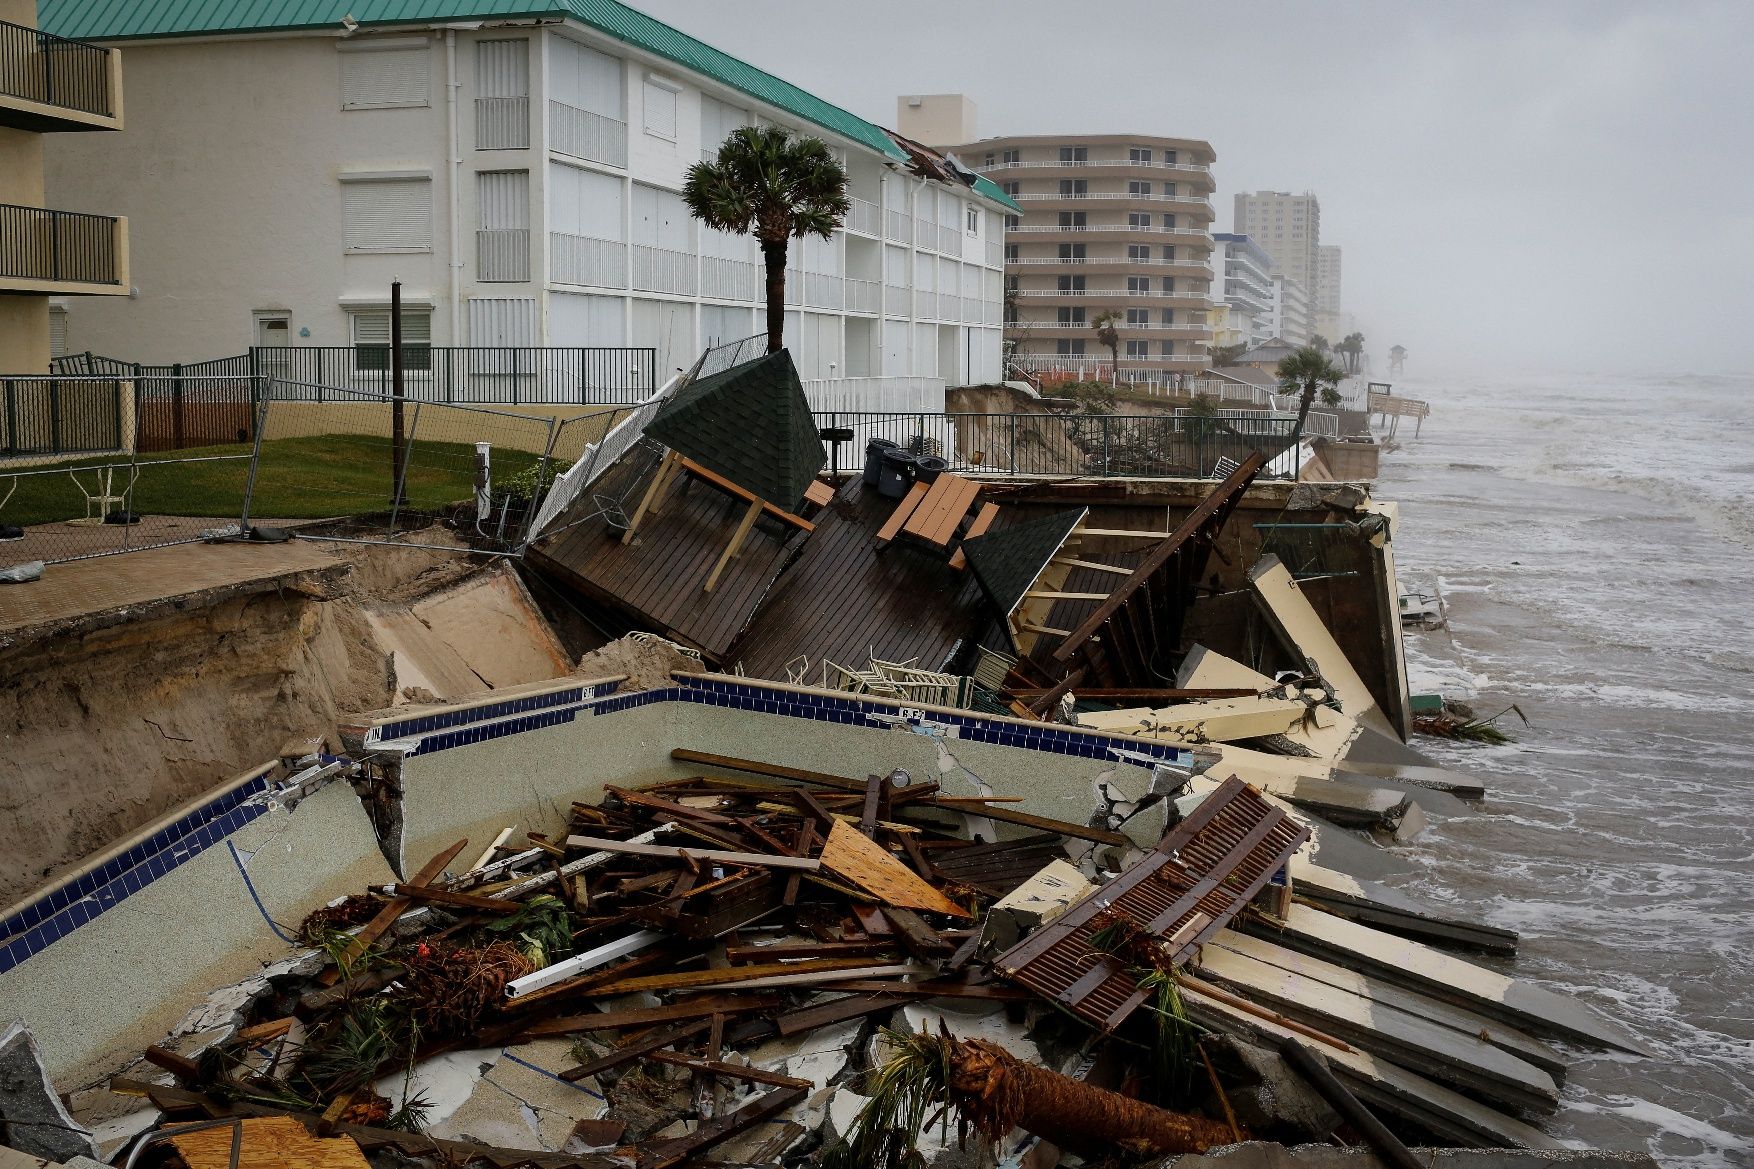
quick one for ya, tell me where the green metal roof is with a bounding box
[39,0,958,173]
[646,348,825,510]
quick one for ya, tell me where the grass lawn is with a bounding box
[1,434,543,527]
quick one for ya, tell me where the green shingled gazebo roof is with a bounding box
[645,348,825,512]
[36,0,1022,211]
[960,507,1088,625]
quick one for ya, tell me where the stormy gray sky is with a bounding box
[637,0,1754,376]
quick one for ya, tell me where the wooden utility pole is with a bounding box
[390,279,407,505]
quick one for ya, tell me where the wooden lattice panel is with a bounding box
[994,778,1309,1032]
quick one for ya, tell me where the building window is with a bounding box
[1127,212,1150,229]
[1164,183,1176,198]
[1002,149,1020,164]
[1125,308,1148,326]
[1057,275,1085,293]
[1128,180,1151,196]
[1162,309,1175,324]
[1161,277,1175,293]
[1057,306,1085,324]
[1058,179,1087,197]
[1126,276,1149,294]
[984,151,995,166]
[341,175,434,252]
[642,74,680,139]
[1125,340,1149,358]
[1162,214,1176,229]
[1059,242,1086,259]
[1058,146,1087,163]
[1056,339,1085,356]
[1163,150,1177,164]
[966,206,980,234]
[1002,181,1020,197]
[340,40,430,110]
[1128,147,1151,164]
[1005,214,1020,230]
[1004,243,1019,261]
[1162,340,1176,356]
[351,307,433,370]
[1127,244,1149,261]
[1057,211,1086,229]
[1162,246,1176,260]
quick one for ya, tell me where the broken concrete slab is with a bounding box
[1287,857,1519,956]
[1201,1035,1338,1143]
[0,1023,100,1162]
[977,859,1095,957]
[1248,558,1394,737]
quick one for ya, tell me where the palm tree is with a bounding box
[1209,342,1248,368]
[1341,332,1366,374]
[1310,334,1330,353]
[684,126,849,353]
[1276,346,1345,445]
[1093,310,1122,383]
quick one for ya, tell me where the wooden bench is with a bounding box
[947,502,999,571]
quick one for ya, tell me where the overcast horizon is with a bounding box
[636,0,1753,379]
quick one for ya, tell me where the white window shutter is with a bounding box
[343,179,433,251]
[341,46,430,109]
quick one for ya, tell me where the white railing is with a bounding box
[550,234,627,287]
[847,277,880,313]
[986,239,1004,267]
[1015,289,1210,299]
[941,225,964,256]
[1008,353,1211,379]
[549,101,628,168]
[885,208,910,242]
[701,255,759,301]
[475,96,529,149]
[884,283,908,314]
[913,288,937,319]
[801,375,945,414]
[631,243,696,295]
[1010,258,1213,273]
[847,196,880,236]
[784,267,803,305]
[477,228,530,282]
[962,295,982,323]
[1028,321,1208,333]
[804,271,844,309]
[913,218,934,249]
[1017,193,1213,207]
[528,370,684,540]
[1009,225,1210,237]
[978,160,1212,175]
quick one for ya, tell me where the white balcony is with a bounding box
[846,196,881,237]
[1028,321,1208,333]
[805,271,844,309]
[986,238,1004,267]
[1015,289,1211,299]
[1016,192,1214,209]
[701,255,759,301]
[784,267,803,305]
[550,234,626,287]
[631,243,696,295]
[913,288,937,319]
[885,208,910,242]
[550,101,628,169]
[1009,225,1211,238]
[846,277,880,313]
[476,96,529,150]
[979,159,1212,175]
[1009,257,1213,275]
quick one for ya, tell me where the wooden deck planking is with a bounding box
[731,479,993,680]
[532,454,803,660]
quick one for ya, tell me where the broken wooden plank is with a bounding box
[562,834,820,872]
[523,993,786,1039]
[675,454,816,534]
[637,1084,808,1169]
[587,956,888,996]
[924,797,1131,847]
[321,838,468,985]
[170,1116,371,1169]
[560,1019,712,1082]
[379,883,524,915]
[948,501,1000,570]
[818,820,971,918]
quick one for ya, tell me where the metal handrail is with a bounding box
[0,17,112,117]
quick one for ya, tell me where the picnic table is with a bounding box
[875,471,997,560]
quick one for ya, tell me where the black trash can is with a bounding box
[877,448,918,499]
[863,437,899,486]
[913,455,948,483]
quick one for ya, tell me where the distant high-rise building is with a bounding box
[1316,245,1342,313]
[1211,233,1275,347]
[1267,274,1311,346]
[1233,191,1320,298]
[957,133,1219,385]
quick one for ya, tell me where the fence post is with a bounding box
[511,346,521,406]
[1009,413,1017,474]
[446,347,456,405]
[2,380,12,456]
[171,362,185,450]
[48,376,61,455]
[1100,414,1111,477]
[247,348,260,442]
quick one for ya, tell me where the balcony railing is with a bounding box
[1026,321,1208,333]
[0,203,121,285]
[476,228,530,282]
[475,95,529,149]
[1009,225,1210,237]
[1017,193,1214,208]
[1015,289,1211,299]
[551,234,627,288]
[1009,258,1213,274]
[978,159,1212,175]
[804,271,843,309]
[885,208,910,242]
[0,18,113,119]
[701,255,758,301]
[846,277,880,314]
[549,101,627,168]
[846,196,880,236]
[631,243,695,295]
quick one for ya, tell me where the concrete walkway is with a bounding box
[0,539,343,640]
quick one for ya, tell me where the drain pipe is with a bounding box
[446,28,462,344]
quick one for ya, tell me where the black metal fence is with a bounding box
[254,346,658,405]
[811,410,1301,480]
[48,353,258,452]
[0,203,121,285]
[0,374,126,457]
[0,18,113,117]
